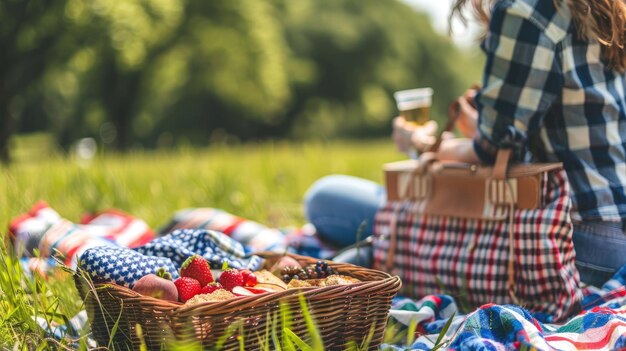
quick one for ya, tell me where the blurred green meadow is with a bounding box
[0,136,403,349]
[1,137,401,229]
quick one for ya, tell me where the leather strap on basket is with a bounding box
[493,148,512,180]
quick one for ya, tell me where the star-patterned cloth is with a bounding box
[79,228,265,288]
[79,247,178,287]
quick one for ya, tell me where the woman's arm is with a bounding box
[471,1,563,163]
[392,114,479,163]
[436,138,480,163]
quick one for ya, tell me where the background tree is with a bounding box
[46,0,184,151]
[4,0,483,159]
[144,0,292,147]
[274,0,482,139]
[0,0,76,164]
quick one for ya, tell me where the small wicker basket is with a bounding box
[75,253,401,350]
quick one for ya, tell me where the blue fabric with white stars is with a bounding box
[79,229,264,287]
[79,247,178,287]
[135,228,264,270]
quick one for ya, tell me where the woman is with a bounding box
[305,0,626,287]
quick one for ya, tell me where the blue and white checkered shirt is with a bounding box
[473,0,626,221]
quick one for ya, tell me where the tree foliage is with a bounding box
[1,0,483,160]
[0,0,76,162]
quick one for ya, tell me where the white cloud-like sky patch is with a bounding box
[402,0,481,47]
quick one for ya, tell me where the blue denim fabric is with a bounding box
[572,221,626,287]
[303,175,386,248]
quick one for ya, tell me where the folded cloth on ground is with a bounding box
[8,201,154,270]
[79,228,265,287]
[448,304,626,351]
[8,203,336,279]
[160,207,288,252]
[160,207,338,258]
[581,264,626,310]
[382,265,626,350]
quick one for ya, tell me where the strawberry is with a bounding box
[240,269,257,287]
[200,282,223,295]
[219,269,244,291]
[174,277,202,302]
[180,255,214,286]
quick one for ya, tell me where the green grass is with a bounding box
[0,138,405,349]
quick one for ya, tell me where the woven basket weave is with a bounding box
[75,253,401,350]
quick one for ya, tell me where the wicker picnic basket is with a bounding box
[75,253,401,350]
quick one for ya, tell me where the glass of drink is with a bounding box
[393,88,433,126]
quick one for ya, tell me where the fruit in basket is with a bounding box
[180,255,214,287]
[219,269,244,291]
[255,270,288,290]
[270,256,302,273]
[132,268,178,302]
[174,277,202,302]
[280,261,337,283]
[280,265,302,279]
[200,282,223,295]
[240,269,257,287]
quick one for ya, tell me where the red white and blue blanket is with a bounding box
[383,269,626,350]
[10,202,626,350]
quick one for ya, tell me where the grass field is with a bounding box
[0,138,405,349]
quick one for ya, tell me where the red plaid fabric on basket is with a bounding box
[373,168,582,322]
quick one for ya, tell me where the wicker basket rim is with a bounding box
[86,274,401,310]
[77,252,401,311]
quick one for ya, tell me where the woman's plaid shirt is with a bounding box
[473,0,626,221]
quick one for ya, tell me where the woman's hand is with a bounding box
[436,138,480,164]
[392,117,439,154]
[455,88,479,138]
